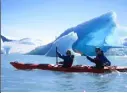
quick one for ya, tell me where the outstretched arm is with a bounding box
[74,49,96,63]
[86,56,95,63]
[56,51,64,59]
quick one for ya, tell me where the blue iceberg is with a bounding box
[72,12,117,55]
[29,12,126,56]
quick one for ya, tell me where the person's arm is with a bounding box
[81,53,87,56]
[74,49,96,62]
[103,56,111,66]
[86,56,95,63]
[56,51,64,59]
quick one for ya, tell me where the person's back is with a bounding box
[62,55,74,68]
[57,50,74,68]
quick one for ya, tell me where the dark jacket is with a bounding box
[86,51,111,69]
[57,51,74,68]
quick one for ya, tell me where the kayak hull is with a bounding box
[10,61,127,73]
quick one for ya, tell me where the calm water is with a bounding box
[1,54,127,92]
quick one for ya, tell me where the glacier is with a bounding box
[1,12,127,56]
[2,42,36,54]
[1,35,43,54]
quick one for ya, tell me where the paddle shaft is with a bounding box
[56,47,58,64]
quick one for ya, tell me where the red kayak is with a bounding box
[10,61,127,73]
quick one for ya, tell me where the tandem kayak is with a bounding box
[10,61,127,73]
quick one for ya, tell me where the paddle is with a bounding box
[55,36,59,65]
[56,46,58,65]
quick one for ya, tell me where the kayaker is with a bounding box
[76,48,111,69]
[56,49,74,68]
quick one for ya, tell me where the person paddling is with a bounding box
[76,48,111,69]
[56,49,74,68]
